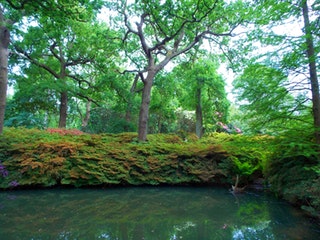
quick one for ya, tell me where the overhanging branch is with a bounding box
[14,44,61,79]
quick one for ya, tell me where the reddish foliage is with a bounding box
[46,128,84,136]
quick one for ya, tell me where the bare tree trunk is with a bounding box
[302,0,320,145]
[195,86,203,138]
[58,91,68,128]
[232,174,246,193]
[138,71,155,141]
[0,25,9,134]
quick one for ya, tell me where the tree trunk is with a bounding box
[195,86,203,138]
[58,91,68,128]
[0,26,9,134]
[58,56,68,128]
[81,100,91,128]
[138,71,156,141]
[302,0,320,145]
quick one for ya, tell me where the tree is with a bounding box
[233,64,310,134]
[301,0,320,144]
[173,57,229,137]
[0,7,10,134]
[14,18,91,128]
[0,0,50,133]
[5,66,60,128]
[0,0,104,131]
[12,15,119,128]
[230,0,319,140]
[109,0,245,141]
[148,72,178,134]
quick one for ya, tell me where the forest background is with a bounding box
[0,0,319,217]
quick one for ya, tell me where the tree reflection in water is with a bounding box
[0,187,319,239]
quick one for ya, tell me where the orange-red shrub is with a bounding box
[46,128,84,136]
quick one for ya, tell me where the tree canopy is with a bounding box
[0,0,318,143]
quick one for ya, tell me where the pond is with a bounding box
[0,187,319,240]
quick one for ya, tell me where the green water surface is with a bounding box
[0,187,319,239]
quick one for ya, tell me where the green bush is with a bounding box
[0,128,233,188]
[202,133,274,186]
[265,132,320,217]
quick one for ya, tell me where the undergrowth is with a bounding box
[264,132,320,217]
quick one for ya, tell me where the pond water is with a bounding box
[0,187,319,240]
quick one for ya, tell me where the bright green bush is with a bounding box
[202,133,274,186]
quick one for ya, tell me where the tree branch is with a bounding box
[49,41,61,62]
[74,92,101,107]
[66,57,92,67]
[14,44,61,79]
[135,13,151,57]
[67,74,93,89]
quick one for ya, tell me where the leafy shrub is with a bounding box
[0,128,234,188]
[265,132,320,217]
[202,133,274,185]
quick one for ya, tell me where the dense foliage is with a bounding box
[265,130,320,217]
[0,128,270,188]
